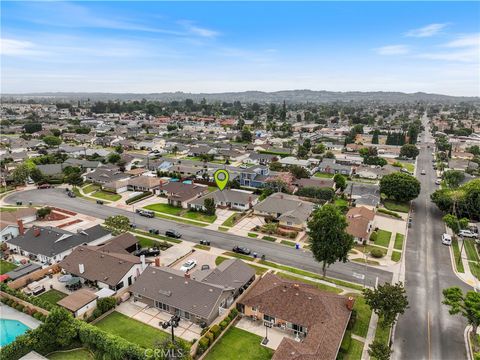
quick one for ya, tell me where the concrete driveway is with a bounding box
[171,250,218,275]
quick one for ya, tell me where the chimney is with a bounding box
[79,263,85,274]
[346,296,355,311]
[184,272,191,279]
[154,257,160,267]
[140,255,146,270]
[33,227,41,237]
[17,220,25,236]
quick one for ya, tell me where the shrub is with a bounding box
[219,320,228,330]
[200,326,210,336]
[370,231,378,242]
[97,297,116,314]
[198,336,210,354]
[125,191,152,205]
[210,324,221,339]
[370,248,385,258]
[205,331,214,345]
[378,208,402,219]
[92,308,102,319]
[289,232,297,239]
[229,308,238,318]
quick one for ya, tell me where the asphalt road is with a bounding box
[5,189,392,287]
[393,116,470,360]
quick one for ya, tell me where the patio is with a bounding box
[236,316,299,350]
[116,299,203,342]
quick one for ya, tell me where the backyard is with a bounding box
[38,289,68,306]
[0,259,17,274]
[48,349,94,360]
[314,172,334,178]
[94,311,175,349]
[204,327,273,360]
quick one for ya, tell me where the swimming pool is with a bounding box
[0,319,30,347]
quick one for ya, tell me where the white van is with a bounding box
[442,233,452,246]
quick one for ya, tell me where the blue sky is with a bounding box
[1,1,479,96]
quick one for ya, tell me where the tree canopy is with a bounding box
[400,144,419,159]
[380,172,421,202]
[431,179,480,220]
[443,287,480,335]
[363,282,409,327]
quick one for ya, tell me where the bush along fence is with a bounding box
[0,296,48,322]
[196,308,239,358]
[1,284,57,312]
[125,191,153,205]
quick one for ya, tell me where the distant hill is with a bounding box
[1,90,478,104]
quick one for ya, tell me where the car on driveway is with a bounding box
[441,233,452,246]
[459,230,478,239]
[232,246,251,255]
[134,247,160,257]
[180,259,197,272]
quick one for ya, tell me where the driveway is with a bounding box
[171,250,218,275]
[233,215,265,234]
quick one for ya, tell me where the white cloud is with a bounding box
[405,23,448,37]
[443,33,480,48]
[0,38,38,55]
[416,33,480,63]
[375,45,410,55]
[178,21,219,38]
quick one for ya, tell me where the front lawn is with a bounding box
[222,212,240,227]
[391,251,402,262]
[374,230,392,248]
[37,289,68,306]
[452,238,465,273]
[143,203,182,215]
[401,162,415,173]
[183,211,217,223]
[82,184,100,194]
[0,260,17,274]
[338,338,364,360]
[463,239,479,262]
[383,200,410,213]
[248,233,259,238]
[354,245,387,257]
[215,256,228,265]
[314,172,334,178]
[94,311,176,349]
[374,318,391,346]
[204,327,273,360]
[281,240,296,247]
[394,233,405,250]
[48,349,94,360]
[91,190,121,202]
[345,293,373,338]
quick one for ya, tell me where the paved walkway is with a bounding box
[0,303,42,330]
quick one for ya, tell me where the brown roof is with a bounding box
[160,182,208,203]
[57,288,97,312]
[293,178,334,189]
[96,233,138,254]
[346,206,375,239]
[126,168,148,176]
[1,208,37,223]
[127,176,165,189]
[59,245,141,286]
[239,273,353,360]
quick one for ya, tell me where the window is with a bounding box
[154,301,170,311]
[263,314,275,323]
[115,282,124,291]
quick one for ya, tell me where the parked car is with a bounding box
[201,264,210,270]
[180,259,197,272]
[421,170,426,175]
[136,209,155,218]
[96,200,104,205]
[149,229,160,235]
[200,240,210,246]
[232,246,251,255]
[435,179,441,185]
[67,190,76,198]
[37,184,52,189]
[459,230,478,238]
[441,233,452,246]
[165,229,182,238]
[134,247,160,257]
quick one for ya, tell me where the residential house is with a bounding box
[238,273,354,360]
[253,193,315,230]
[84,167,130,185]
[345,183,380,209]
[158,182,209,208]
[188,189,259,212]
[59,233,144,293]
[346,206,375,243]
[239,165,270,188]
[131,259,255,325]
[57,288,98,318]
[7,225,112,264]
[317,158,353,176]
[126,176,166,192]
[0,208,37,241]
[293,177,335,190]
[279,157,312,169]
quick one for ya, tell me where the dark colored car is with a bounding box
[37,184,52,189]
[232,246,251,255]
[134,247,160,257]
[200,240,210,246]
[149,229,160,235]
[96,200,104,205]
[165,229,182,238]
[67,191,76,198]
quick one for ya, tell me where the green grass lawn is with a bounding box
[222,212,240,227]
[346,293,373,338]
[223,252,252,261]
[463,239,479,262]
[37,289,68,306]
[354,245,387,257]
[394,233,405,251]
[339,338,364,360]
[281,240,296,247]
[91,190,121,202]
[194,244,211,251]
[208,186,218,193]
[247,232,259,238]
[204,327,273,360]
[391,251,402,262]
[452,238,465,273]
[383,200,410,213]
[48,349,94,360]
[351,258,381,266]
[374,318,391,346]
[215,256,228,265]
[374,230,392,248]
[335,198,349,208]
[314,172,334,178]
[183,211,217,223]
[469,262,480,280]
[401,162,415,173]
[0,260,17,274]
[144,203,182,215]
[134,235,172,250]
[94,311,177,349]
[218,226,229,231]
[0,207,19,212]
[82,184,100,194]
[153,211,209,227]
[262,235,277,242]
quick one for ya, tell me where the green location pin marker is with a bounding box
[214,169,229,191]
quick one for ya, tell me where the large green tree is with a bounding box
[431,179,480,220]
[12,163,30,185]
[443,214,469,234]
[307,204,354,276]
[368,341,392,360]
[380,172,421,202]
[443,170,465,189]
[363,282,409,327]
[400,144,419,159]
[42,135,62,147]
[333,174,347,191]
[443,287,480,335]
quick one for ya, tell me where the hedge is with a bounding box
[370,231,378,242]
[377,208,402,219]
[125,191,153,205]
[0,283,57,311]
[210,324,221,339]
[198,336,210,354]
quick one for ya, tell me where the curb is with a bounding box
[464,326,474,360]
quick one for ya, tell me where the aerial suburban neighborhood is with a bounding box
[0,1,479,360]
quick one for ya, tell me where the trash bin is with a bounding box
[295,243,300,250]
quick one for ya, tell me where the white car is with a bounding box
[441,233,452,246]
[180,259,197,272]
[421,170,426,175]
[435,179,441,185]
[459,230,478,239]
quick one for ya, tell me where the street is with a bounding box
[393,116,470,360]
[5,188,393,287]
